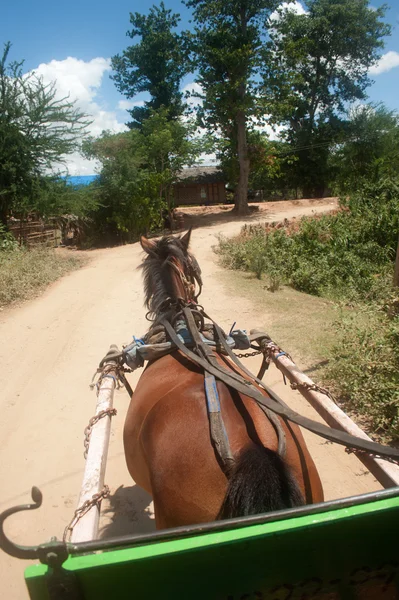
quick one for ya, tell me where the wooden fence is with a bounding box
[8,220,62,248]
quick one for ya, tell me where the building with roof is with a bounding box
[174,166,227,206]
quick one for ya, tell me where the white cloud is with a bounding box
[181,81,204,108]
[32,56,111,105]
[369,51,399,75]
[270,1,306,22]
[28,56,128,174]
[61,152,100,176]
[198,152,217,165]
[255,122,284,140]
[117,99,145,110]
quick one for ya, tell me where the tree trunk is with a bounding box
[0,200,8,228]
[234,109,250,215]
[394,230,399,288]
[234,6,250,216]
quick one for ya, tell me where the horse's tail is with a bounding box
[218,445,304,519]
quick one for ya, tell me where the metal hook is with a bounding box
[0,486,44,559]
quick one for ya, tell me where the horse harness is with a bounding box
[122,251,399,474]
[153,303,399,471]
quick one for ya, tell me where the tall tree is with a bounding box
[331,104,399,192]
[263,0,390,197]
[186,0,279,214]
[111,2,190,129]
[0,42,90,226]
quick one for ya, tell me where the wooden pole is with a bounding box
[71,347,119,543]
[264,343,399,488]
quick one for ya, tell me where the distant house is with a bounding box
[174,166,226,206]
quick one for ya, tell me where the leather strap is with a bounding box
[161,316,399,463]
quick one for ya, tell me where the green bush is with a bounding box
[0,223,18,251]
[218,178,398,302]
[326,301,399,442]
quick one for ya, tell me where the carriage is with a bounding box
[1,231,399,599]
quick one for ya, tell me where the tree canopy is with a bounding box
[111,2,190,129]
[262,0,390,196]
[0,42,90,226]
[331,104,399,192]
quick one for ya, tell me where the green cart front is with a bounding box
[24,487,399,600]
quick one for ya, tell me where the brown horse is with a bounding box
[124,230,323,529]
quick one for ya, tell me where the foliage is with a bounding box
[246,131,298,198]
[325,301,399,442]
[217,177,399,299]
[217,177,399,440]
[0,246,85,307]
[331,104,399,194]
[0,222,18,251]
[262,0,390,196]
[83,109,200,243]
[22,176,99,220]
[186,0,280,213]
[111,3,190,128]
[0,42,90,225]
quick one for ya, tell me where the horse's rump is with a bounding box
[124,350,323,527]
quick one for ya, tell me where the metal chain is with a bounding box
[83,409,117,459]
[63,485,110,542]
[290,381,337,403]
[235,350,262,359]
[345,447,399,466]
[260,341,336,403]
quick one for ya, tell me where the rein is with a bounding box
[160,304,399,465]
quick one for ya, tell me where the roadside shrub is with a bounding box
[216,177,399,441]
[0,223,18,251]
[218,178,398,302]
[326,302,399,443]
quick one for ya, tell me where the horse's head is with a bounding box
[140,228,202,321]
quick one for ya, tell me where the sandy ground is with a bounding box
[0,198,381,599]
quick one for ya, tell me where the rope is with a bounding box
[90,362,133,396]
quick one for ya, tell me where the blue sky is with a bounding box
[1,0,399,174]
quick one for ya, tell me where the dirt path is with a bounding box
[0,199,380,598]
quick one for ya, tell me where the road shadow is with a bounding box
[303,360,329,375]
[180,205,266,229]
[99,484,156,539]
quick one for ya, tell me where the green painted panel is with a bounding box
[25,495,399,599]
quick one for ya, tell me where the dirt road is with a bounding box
[0,199,380,598]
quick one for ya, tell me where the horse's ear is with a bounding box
[140,235,157,254]
[180,227,192,251]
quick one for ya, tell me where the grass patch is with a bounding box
[217,269,336,369]
[0,246,86,308]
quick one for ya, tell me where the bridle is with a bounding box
[167,254,203,304]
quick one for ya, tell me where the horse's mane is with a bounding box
[140,235,192,322]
